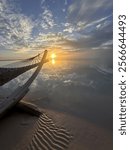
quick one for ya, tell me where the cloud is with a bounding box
[37,8,55,30]
[59,18,113,51]
[65,0,68,5]
[63,24,75,33]
[0,0,112,56]
[41,0,46,5]
[61,0,113,51]
[24,32,66,52]
[67,0,112,24]
[39,0,56,30]
[0,0,56,53]
[0,0,34,51]
[63,0,113,50]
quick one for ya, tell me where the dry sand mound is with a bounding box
[25,113,73,150]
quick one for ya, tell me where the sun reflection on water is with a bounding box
[52,59,55,65]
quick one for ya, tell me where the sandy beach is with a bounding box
[0,101,112,150]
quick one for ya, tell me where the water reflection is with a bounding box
[52,59,55,65]
[0,52,113,130]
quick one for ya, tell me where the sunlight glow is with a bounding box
[52,59,55,64]
[51,53,56,59]
[51,53,56,65]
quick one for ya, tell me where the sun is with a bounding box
[51,53,56,59]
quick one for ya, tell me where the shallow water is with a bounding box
[26,59,113,130]
[0,58,113,130]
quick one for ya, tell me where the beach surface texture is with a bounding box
[0,102,112,150]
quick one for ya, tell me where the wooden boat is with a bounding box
[0,50,48,117]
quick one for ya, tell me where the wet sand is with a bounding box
[0,102,112,150]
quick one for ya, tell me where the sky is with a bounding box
[0,0,113,59]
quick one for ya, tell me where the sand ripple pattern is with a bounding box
[26,113,72,150]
